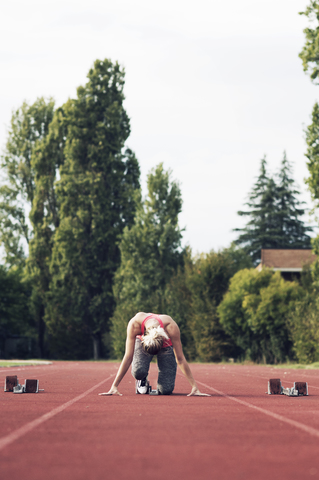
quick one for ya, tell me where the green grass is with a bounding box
[0,360,52,367]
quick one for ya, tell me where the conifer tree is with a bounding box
[235,155,311,264]
[275,152,312,247]
[234,157,278,263]
[47,59,140,359]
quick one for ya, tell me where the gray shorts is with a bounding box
[131,338,177,395]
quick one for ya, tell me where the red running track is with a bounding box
[1,362,319,480]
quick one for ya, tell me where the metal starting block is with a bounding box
[13,383,25,394]
[145,385,159,395]
[268,378,308,397]
[149,389,159,395]
[12,379,41,394]
[5,375,18,392]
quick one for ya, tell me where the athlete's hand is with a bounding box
[99,386,122,396]
[187,387,211,397]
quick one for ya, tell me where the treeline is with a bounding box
[3,0,319,364]
[0,57,315,363]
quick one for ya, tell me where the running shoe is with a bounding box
[136,377,150,394]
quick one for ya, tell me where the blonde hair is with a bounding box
[141,326,169,355]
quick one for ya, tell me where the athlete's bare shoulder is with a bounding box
[127,312,148,335]
[159,314,179,335]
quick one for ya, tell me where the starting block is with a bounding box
[13,383,25,394]
[149,389,159,395]
[12,379,41,394]
[5,375,18,392]
[24,379,39,393]
[267,378,308,397]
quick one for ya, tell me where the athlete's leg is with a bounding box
[157,346,177,395]
[131,338,153,380]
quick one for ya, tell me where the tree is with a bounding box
[111,163,184,358]
[235,154,312,264]
[0,266,35,358]
[0,98,55,267]
[25,107,67,357]
[0,98,56,357]
[288,286,319,364]
[276,152,312,247]
[300,1,319,202]
[234,157,279,263]
[162,249,195,359]
[178,246,252,362]
[304,102,319,205]
[299,2,319,286]
[218,269,301,363]
[299,1,319,83]
[47,59,140,360]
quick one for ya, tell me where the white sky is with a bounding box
[1,0,318,253]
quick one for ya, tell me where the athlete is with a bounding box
[99,312,210,396]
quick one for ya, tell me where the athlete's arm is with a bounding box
[99,315,140,396]
[164,316,210,397]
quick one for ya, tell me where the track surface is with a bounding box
[1,362,319,480]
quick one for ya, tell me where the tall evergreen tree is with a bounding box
[234,157,278,263]
[47,59,140,359]
[235,154,311,264]
[276,152,312,247]
[111,163,184,358]
[0,98,55,266]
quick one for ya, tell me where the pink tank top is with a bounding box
[137,313,173,348]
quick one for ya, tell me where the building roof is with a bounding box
[256,249,317,272]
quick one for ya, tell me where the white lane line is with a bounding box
[196,379,319,440]
[0,374,114,452]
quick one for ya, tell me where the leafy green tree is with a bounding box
[111,163,183,358]
[0,98,56,357]
[299,2,319,290]
[162,248,197,360]
[218,269,301,363]
[48,59,140,360]
[0,98,55,267]
[25,107,67,357]
[288,289,319,363]
[0,266,35,357]
[299,1,319,83]
[304,103,319,205]
[235,155,311,264]
[181,246,252,362]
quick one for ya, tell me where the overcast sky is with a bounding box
[1,0,318,253]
